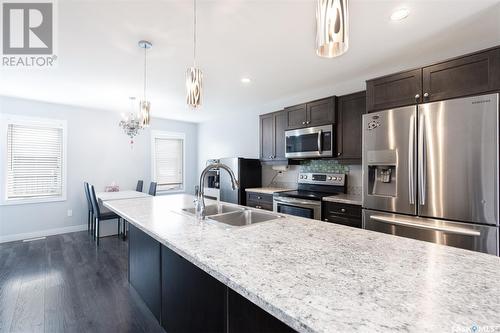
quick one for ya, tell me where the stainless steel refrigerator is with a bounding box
[362,93,499,255]
[218,157,261,206]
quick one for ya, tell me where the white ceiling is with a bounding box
[1,0,499,123]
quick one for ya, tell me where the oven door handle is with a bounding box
[317,130,323,154]
[274,197,321,207]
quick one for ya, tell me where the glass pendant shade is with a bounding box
[316,0,349,58]
[186,66,202,109]
[140,100,151,127]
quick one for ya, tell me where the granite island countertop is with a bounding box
[104,194,500,333]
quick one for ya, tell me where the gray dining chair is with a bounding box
[88,184,122,245]
[148,182,157,196]
[84,182,93,234]
[136,180,144,192]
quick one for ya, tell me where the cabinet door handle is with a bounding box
[324,219,329,222]
[302,121,306,125]
[257,196,262,199]
[306,121,310,124]
[415,94,420,102]
[340,208,346,213]
[268,155,273,159]
[423,92,429,99]
[256,205,262,209]
[337,152,341,156]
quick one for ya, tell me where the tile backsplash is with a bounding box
[299,159,350,174]
[262,160,362,195]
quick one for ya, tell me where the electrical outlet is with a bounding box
[67,209,73,217]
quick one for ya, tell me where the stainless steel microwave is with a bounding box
[285,124,334,158]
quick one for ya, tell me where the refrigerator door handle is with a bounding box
[370,215,481,236]
[418,112,426,206]
[408,114,415,205]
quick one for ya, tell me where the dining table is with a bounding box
[95,190,151,238]
[96,190,151,202]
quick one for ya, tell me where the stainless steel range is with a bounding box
[273,172,346,220]
[362,93,499,255]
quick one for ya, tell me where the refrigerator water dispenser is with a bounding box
[367,150,397,197]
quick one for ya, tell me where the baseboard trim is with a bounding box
[0,224,87,244]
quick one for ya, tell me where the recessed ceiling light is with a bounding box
[241,77,251,84]
[391,8,410,21]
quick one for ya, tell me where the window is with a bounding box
[1,115,67,204]
[151,131,185,192]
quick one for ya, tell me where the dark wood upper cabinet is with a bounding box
[307,97,335,127]
[284,104,307,129]
[422,48,500,102]
[366,46,500,112]
[259,110,287,163]
[260,113,274,161]
[366,69,422,112]
[274,111,287,160]
[336,91,366,162]
[285,97,336,129]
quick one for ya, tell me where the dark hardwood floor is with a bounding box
[0,231,164,333]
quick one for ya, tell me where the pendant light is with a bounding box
[316,0,349,58]
[138,40,152,126]
[186,0,202,109]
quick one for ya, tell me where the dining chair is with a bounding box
[148,182,157,196]
[88,184,122,245]
[83,182,93,234]
[136,180,144,192]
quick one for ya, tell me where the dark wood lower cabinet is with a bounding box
[322,202,362,229]
[129,226,297,333]
[228,289,296,333]
[128,224,162,321]
[161,245,226,333]
[160,245,296,333]
[246,192,274,211]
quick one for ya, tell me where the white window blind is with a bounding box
[7,123,64,199]
[154,137,184,191]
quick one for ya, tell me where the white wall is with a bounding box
[198,111,260,168]
[0,96,198,242]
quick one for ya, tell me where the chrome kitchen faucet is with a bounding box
[195,163,240,220]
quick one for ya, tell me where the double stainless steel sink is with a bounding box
[182,204,283,227]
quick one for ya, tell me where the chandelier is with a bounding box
[119,97,143,145]
[119,40,152,145]
[186,0,202,109]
